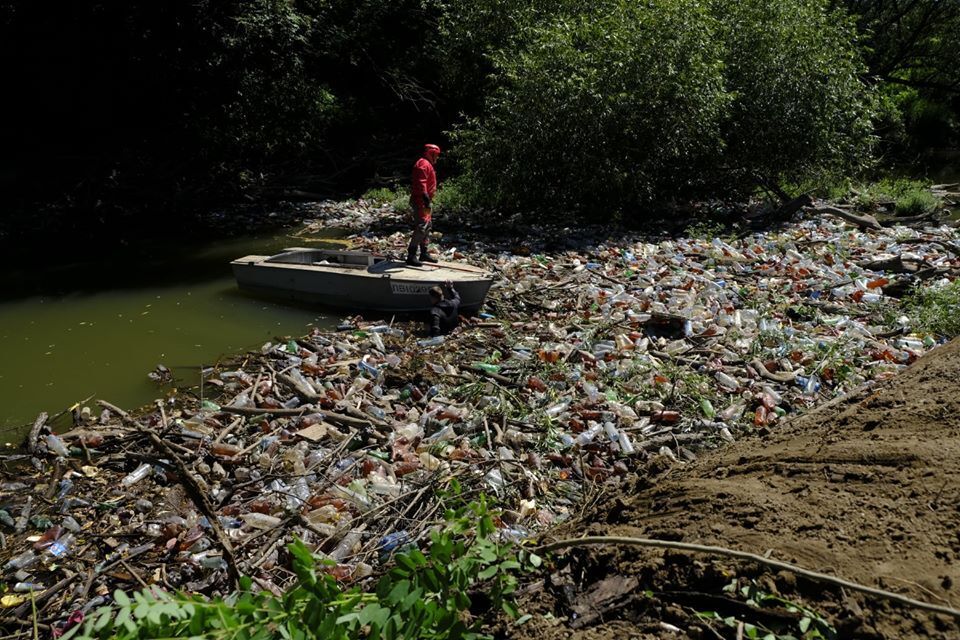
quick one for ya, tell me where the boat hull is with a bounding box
[231,250,494,313]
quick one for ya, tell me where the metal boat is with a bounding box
[231,248,495,313]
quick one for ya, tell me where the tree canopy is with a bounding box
[0,0,955,239]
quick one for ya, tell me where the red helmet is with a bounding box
[423,143,441,161]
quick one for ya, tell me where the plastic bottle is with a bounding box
[196,554,228,570]
[45,533,75,559]
[45,434,70,457]
[330,529,363,562]
[211,442,242,457]
[364,405,386,421]
[484,469,506,492]
[13,582,44,592]
[417,336,445,348]
[241,513,282,530]
[602,422,619,443]
[56,478,74,500]
[618,431,636,455]
[121,463,152,487]
[4,550,38,571]
[544,401,570,419]
[715,371,739,391]
[700,399,716,419]
[358,357,380,378]
[378,531,410,556]
[575,424,603,446]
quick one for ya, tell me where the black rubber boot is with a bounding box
[406,248,422,267]
[419,247,438,263]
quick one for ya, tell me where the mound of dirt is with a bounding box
[516,339,960,639]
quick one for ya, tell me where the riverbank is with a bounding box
[2,201,959,636]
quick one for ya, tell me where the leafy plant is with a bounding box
[904,279,960,338]
[63,497,537,640]
[361,187,403,206]
[894,190,939,217]
[696,579,837,639]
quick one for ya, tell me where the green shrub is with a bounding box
[361,187,404,206]
[62,497,537,640]
[904,279,960,338]
[432,177,475,214]
[895,190,939,216]
[851,178,941,215]
[453,0,730,219]
[452,0,877,219]
[712,0,877,195]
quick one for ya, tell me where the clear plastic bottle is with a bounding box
[4,550,38,571]
[45,533,75,560]
[121,463,152,487]
[715,371,739,391]
[417,336,445,348]
[618,431,636,455]
[330,529,363,562]
[45,434,70,457]
[240,513,282,530]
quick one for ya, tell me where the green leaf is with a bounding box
[114,590,130,607]
[799,617,811,633]
[94,607,113,631]
[386,580,410,605]
[478,565,499,580]
[401,587,424,611]
[515,613,533,626]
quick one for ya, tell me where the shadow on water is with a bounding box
[0,229,338,301]
[0,225,348,439]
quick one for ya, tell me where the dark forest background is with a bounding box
[1,0,958,250]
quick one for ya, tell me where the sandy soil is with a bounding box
[511,339,960,639]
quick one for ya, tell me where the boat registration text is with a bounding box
[390,282,432,296]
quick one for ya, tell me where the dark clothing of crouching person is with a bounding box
[429,283,460,336]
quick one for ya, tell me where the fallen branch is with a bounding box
[25,412,47,456]
[749,358,799,383]
[809,205,882,230]
[142,428,241,588]
[535,536,960,621]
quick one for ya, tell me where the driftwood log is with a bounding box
[809,204,882,230]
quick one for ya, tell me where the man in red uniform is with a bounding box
[407,143,441,267]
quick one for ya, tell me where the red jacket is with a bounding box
[411,157,437,209]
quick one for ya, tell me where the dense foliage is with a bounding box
[453,0,731,217]
[0,0,955,239]
[61,498,538,640]
[837,0,960,157]
[453,0,877,218]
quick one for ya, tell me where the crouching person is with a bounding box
[428,281,460,336]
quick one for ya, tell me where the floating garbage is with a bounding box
[3,202,958,634]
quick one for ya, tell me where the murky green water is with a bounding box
[0,228,341,439]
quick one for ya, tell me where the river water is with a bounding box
[0,227,340,439]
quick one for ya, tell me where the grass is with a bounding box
[904,279,960,338]
[851,177,942,216]
[359,178,474,216]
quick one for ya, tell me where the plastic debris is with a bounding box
[4,203,958,631]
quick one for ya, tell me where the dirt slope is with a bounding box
[516,339,960,639]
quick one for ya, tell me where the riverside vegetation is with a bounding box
[2,0,959,248]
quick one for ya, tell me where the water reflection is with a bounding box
[0,228,340,437]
